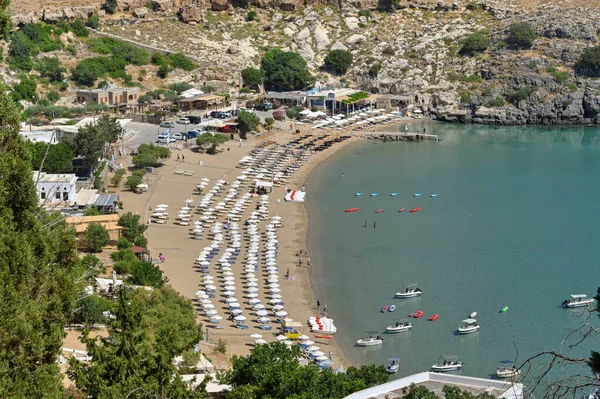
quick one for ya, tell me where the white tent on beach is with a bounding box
[285,190,306,203]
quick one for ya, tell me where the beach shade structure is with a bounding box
[249,333,263,339]
[201,178,209,182]
[247,287,259,293]
[246,273,256,278]
[313,351,325,357]
[157,204,168,208]
[255,339,267,345]
[203,276,214,281]
[269,298,282,304]
[229,302,241,308]
[224,276,235,281]
[231,309,243,315]
[256,310,269,317]
[247,293,258,298]
[224,285,236,292]
[225,297,238,303]
[205,310,218,316]
[300,340,314,346]
[258,317,270,324]
[201,299,212,304]
[272,304,284,311]
[268,283,280,289]
[307,346,320,352]
[270,294,282,299]
[316,356,328,362]
[275,311,288,318]
[270,288,281,294]
[234,315,247,322]
[211,315,223,321]
[222,267,232,272]
[283,340,293,346]
[205,284,217,291]
[202,303,215,309]
[247,277,258,283]
[276,335,287,341]
[298,335,310,341]
[252,304,266,311]
[247,282,258,287]
[248,298,261,305]
[223,291,236,297]
[223,271,234,276]
[196,293,209,300]
[200,261,210,266]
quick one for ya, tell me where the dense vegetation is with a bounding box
[241,67,264,90]
[575,46,600,77]
[132,143,171,168]
[507,22,537,49]
[25,141,74,173]
[459,30,491,56]
[323,50,354,75]
[260,49,315,91]
[237,110,261,138]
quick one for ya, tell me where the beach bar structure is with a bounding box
[262,91,306,107]
[178,94,225,111]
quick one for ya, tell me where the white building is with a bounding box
[32,172,78,204]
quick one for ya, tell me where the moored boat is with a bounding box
[410,207,421,213]
[500,306,508,313]
[458,318,480,334]
[410,310,424,318]
[414,193,423,197]
[428,314,439,321]
[470,312,477,318]
[375,208,384,213]
[399,208,406,212]
[430,193,439,197]
[431,355,463,372]
[496,361,520,378]
[355,192,363,196]
[562,294,596,308]
[371,192,379,196]
[344,208,360,213]
[386,319,412,333]
[386,358,400,373]
[391,192,399,196]
[396,284,422,298]
[356,332,383,347]
[381,305,389,313]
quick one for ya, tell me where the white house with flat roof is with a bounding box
[32,172,78,204]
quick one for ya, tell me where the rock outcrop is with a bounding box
[179,3,205,22]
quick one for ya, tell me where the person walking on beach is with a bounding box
[323,304,328,314]
[317,299,320,311]
[299,258,303,267]
[176,154,180,161]
[182,155,185,162]
[286,267,290,279]
[159,253,166,263]
[329,351,333,361]
[307,258,311,267]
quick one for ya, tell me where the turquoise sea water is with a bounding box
[306,122,600,380]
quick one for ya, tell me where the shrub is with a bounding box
[167,52,196,71]
[260,49,315,91]
[169,82,192,94]
[70,19,89,37]
[459,91,471,104]
[84,208,101,216]
[382,46,395,56]
[215,338,228,354]
[129,261,167,288]
[126,174,143,191]
[132,144,170,168]
[323,49,353,75]
[507,86,535,104]
[86,14,100,29]
[84,222,110,252]
[110,168,126,186]
[286,107,301,119]
[575,46,600,77]
[264,117,274,127]
[481,88,492,96]
[272,109,285,121]
[87,37,149,66]
[36,57,65,82]
[111,249,138,262]
[486,97,505,107]
[246,10,257,21]
[151,52,167,66]
[133,235,148,247]
[46,90,60,103]
[459,30,491,56]
[157,64,170,79]
[241,67,263,89]
[507,22,536,49]
[12,75,38,103]
[114,260,136,274]
[358,9,372,18]
[104,0,118,14]
[368,63,382,77]
[551,70,568,83]
[118,237,133,250]
[237,110,260,134]
[201,85,216,93]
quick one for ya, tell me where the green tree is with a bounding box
[12,74,38,103]
[576,46,600,77]
[71,60,104,86]
[459,30,491,56]
[118,212,148,242]
[84,222,110,252]
[507,22,537,49]
[129,261,168,288]
[246,10,257,21]
[195,132,229,154]
[73,115,122,168]
[126,174,143,191]
[68,287,205,398]
[47,90,60,103]
[0,81,79,397]
[260,49,315,91]
[86,14,100,29]
[132,143,170,168]
[73,295,106,327]
[104,0,118,13]
[110,168,126,186]
[169,82,192,94]
[84,208,101,216]
[241,67,263,89]
[158,63,171,79]
[323,49,354,75]
[36,57,66,82]
[25,141,74,173]
[237,110,260,137]
[70,19,89,37]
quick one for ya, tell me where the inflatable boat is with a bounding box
[409,208,421,213]
[428,314,439,321]
[375,208,384,213]
[345,208,360,213]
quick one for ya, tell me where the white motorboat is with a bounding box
[386,358,400,373]
[386,319,413,333]
[396,283,422,298]
[458,319,480,334]
[562,294,595,308]
[356,332,383,347]
[431,355,463,372]
[496,365,521,378]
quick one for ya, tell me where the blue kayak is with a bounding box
[430,193,439,197]
[391,192,399,196]
[414,193,423,197]
[371,192,379,197]
[355,192,363,196]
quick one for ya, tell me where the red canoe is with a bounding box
[381,305,389,313]
[314,334,333,339]
[375,208,384,213]
[411,310,424,318]
[345,208,360,213]
[399,208,406,212]
[428,314,439,321]
[409,207,421,213]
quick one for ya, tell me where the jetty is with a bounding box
[359,132,440,142]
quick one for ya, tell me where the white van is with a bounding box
[157,134,175,144]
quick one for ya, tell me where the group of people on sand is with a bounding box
[295,249,311,267]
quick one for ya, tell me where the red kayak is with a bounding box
[345,208,359,213]
[411,310,424,318]
[409,207,421,213]
[314,334,333,339]
[399,208,406,212]
[381,305,389,313]
[428,314,439,321]
[375,208,384,213]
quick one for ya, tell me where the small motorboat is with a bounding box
[375,208,384,213]
[458,318,480,334]
[430,193,439,197]
[470,312,477,318]
[371,192,379,196]
[386,319,412,333]
[410,310,424,318]
[356,332,383,347]
[562,294,596,308]
[344,208,360,213]
[386,358,400,373]
[410,208,421,213]
[431,355,463,372]
[399,208,406,212]
[500,306,509,313]
[414,193,423,197]
[496,361,521,378]
[391,192,399,196]
[355,192,363,196]
[381,305,389,313]
[428,314,439,321]
[396,284,422,298]
[389,305,396,312]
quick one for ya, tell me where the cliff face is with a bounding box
[10,0,600,125]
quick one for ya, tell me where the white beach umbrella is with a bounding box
[301,340,314,346]
[268,283,280,288]
[256,310,269,317]
[234,315,247,322]
[284,340,293,346]
[255,339,267,345]
[267,278,279,283]
[307,346,320,352]
[272,304,284,311]
[269,298,281,304]
[270,294,282,299]
[247,282,258,287]
[298,335,310,340]
[225,297,238,303]
[223,291,236,297]
[250,333,263,339]
[229,302,241,308]
[224,286,236,292]
[205,284,216,291]
[203,303,215,309]
[275,311,287,317]
[222,267,232,272]
[248,298,261,305]
[247,293,258,298]
[223,271,234,276]
[252,304,265,310]
[224,276,235,281]
[211,315,223,320]
[275,335,287,341]
[205,309,217,316]
[270,288,281,293]
[313,351,325,357]
[157,204,168,208]
[200,261,210,266]
[258,317,270,323]
[247,287,258,293]
[231,309,243,315]
[247,277,258,283]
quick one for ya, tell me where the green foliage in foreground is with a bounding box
[221,342,389,399]
[0,81,79,397]
[507,86,536,105]
[68,287,206,398]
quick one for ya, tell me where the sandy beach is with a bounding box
[117,127,359,369]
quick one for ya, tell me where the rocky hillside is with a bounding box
[10,0,600,125]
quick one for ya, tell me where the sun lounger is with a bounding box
[259,325,273,331]
[236,324,249,330]
[175,169,185,175]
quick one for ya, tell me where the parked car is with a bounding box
[177,118,191,125]
[185,130,200,139]
[157,134,176,144]
[210,111,230,119]
[160,122,175,128]
[256,103,273,111]
[172,133,185,140]
[188,115,202,124]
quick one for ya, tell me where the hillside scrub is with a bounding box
[459,30,491,56]
[507,22,537,49]
[323,50,354,75]
[575,46,600,77]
